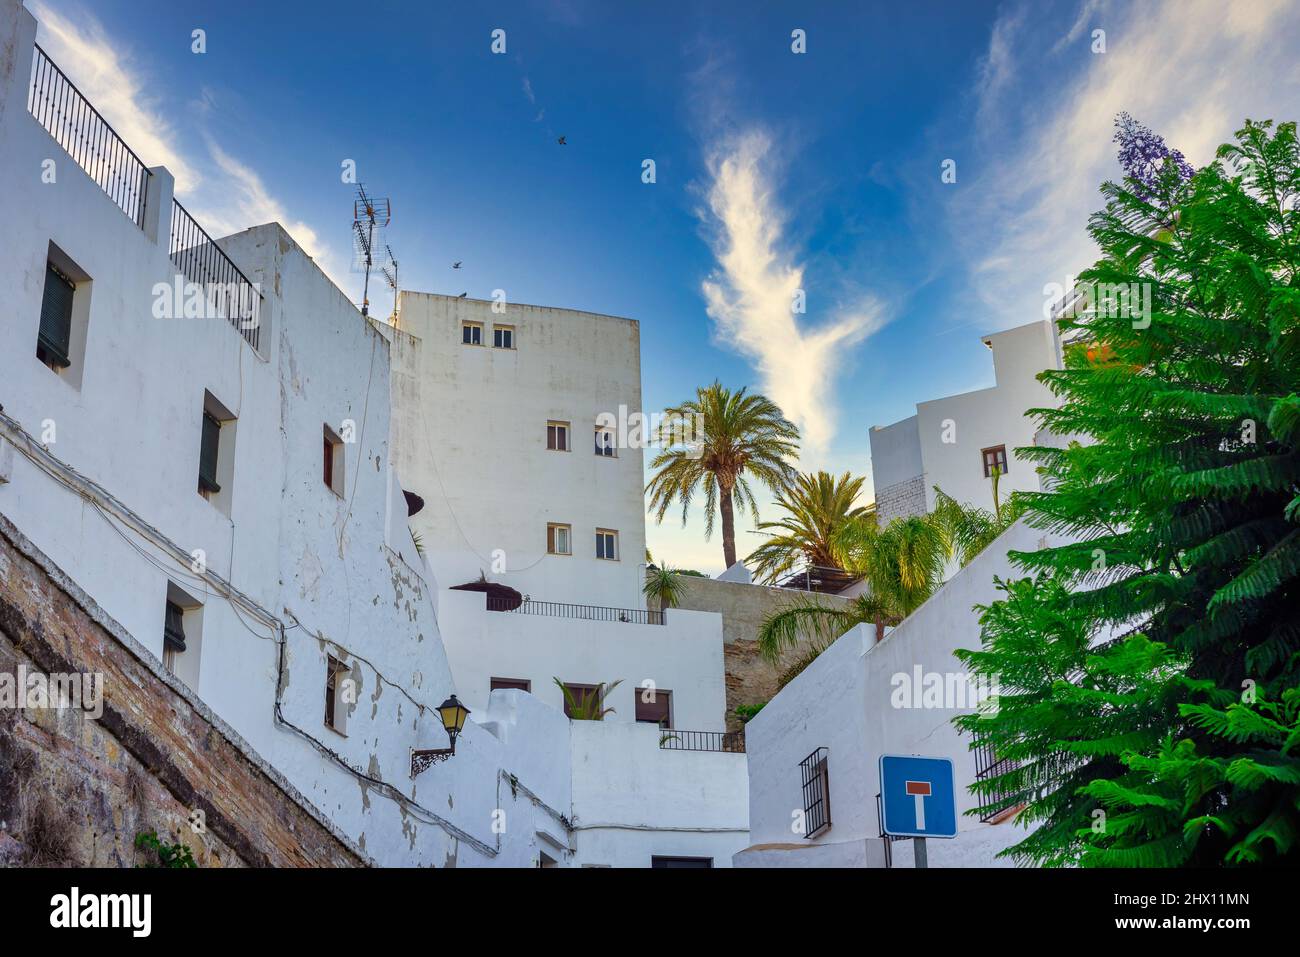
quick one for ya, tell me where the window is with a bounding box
[198,412,222,494]
[594,428,615,457]
[37,261,74,370]
[546,421,570,451]
[981,445,1009,478]
[162,600,186,670]
[651,856,713,868]
[635,688,671,727]
[596,528,619,561]
[799,747,831,839]
[561,683,601,719]
[325,656,349,734]
[162,583,202,688]
[461,321,483,345]
[35,244,93,387]
[198,391,236,515]
[491,677,532,693]
[492,325,514,349]
[323,424,344,496]
[547,523,572,555]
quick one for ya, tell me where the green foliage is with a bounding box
[643,564,687,610]
[135,830,197,869]
[646,381,799,569]
[734,702,767,721]
[552,678,623,721]
[745,470,871,584]
[956,119,1300,867]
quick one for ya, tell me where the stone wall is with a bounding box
[671,575,853,732]
[0,514,365,868]
[873,474,928,524]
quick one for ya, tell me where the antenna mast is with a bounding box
[352,184,391,317]
[381,244,399,323]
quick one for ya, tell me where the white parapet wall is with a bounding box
[437,588,729,731]
[570,720,750,867]
[737,517,1066,867]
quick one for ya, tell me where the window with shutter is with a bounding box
[37,262,75,369]
[163,600,187,654]
[198,412,222,493]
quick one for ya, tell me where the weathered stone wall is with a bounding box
[874,474,928,524]
[670,576,852,732]
[0,514,365,868]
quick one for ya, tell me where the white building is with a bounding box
[869,319,1064,522]
[735,518,1067,867]
[385,291,750,866]
[0,0,747,869]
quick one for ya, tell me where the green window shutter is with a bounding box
[198,412,222,493]
[37,263,74,368]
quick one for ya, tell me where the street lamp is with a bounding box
[410,695,470,777]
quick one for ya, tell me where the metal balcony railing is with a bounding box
[658,729,745,753]
[485,596,664,625]
[169,199,262,350]
[28,44,150,227]
[973,735,1022,823]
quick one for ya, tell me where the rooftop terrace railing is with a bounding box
[28,44,151,227]
[28,43,263,352]
[658,729,745,753]
[169,200,262,351]
[485,596,664,626]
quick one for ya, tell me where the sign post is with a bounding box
[879,755,957,867]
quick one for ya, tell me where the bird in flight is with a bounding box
[452,261,462,269]
[557,136,567,146]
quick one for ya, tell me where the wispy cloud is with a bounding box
[699,130,884,454]
[955,0,1300,326]
[29,1,349,293]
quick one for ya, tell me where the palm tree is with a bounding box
[929,467,1026,566]
[744,471,871,584]
[646,382,799,570]
[757,510,947,670]
[643,563,687,612]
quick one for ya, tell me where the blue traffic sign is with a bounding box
[879,754,957,838]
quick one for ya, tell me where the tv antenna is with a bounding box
[380,244,399,322]
[352,184,391,317]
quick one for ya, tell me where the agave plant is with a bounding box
[553,678,623,721]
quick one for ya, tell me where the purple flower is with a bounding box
[1113,112,1194,201]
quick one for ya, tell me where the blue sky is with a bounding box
[29,0,1300,573]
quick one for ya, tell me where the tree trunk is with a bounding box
[719,483,737,569]
[875,616,886,643]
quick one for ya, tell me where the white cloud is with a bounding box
[699,130,885,454]
[957,0,1300,326]
[29,1,350,296]
[30,0,198,190]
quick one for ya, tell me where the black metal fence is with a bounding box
[28,44,151,227]
[169,200,262,350]
[973,734,1022,823]
[485,596,664,625]
[658,729,745,753]
[799,747,831,839]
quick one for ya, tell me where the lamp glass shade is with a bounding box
[437,695,470,735]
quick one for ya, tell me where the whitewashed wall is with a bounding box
[870,320,1061,518]
[570,720,749,867]
[437,588,729,731]
[387,292,649,610]
[0,1,573,867]
[737,518,1066,867]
